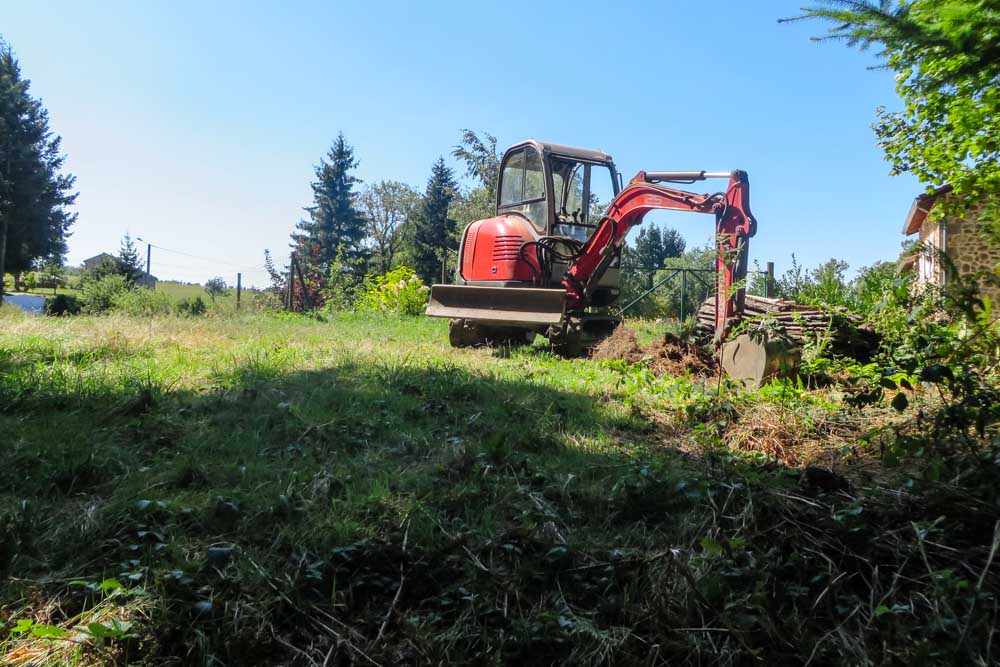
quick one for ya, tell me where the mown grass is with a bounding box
[1,309,997,665]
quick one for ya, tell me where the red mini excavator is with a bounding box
[427,139,756,357]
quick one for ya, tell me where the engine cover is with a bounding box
[459,215,539,283]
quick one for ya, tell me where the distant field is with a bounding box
[5,277,259,311]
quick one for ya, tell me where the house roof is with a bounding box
[902,184,953,235]
[83,252,117,263]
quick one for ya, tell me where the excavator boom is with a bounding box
[563,170,756,337]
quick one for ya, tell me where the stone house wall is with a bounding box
[927,202,1000,305]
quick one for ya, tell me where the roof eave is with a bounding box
[902,184,953,235]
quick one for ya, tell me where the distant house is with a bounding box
[81,253,159,289]
[899,186,1000,304]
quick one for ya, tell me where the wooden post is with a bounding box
[765,261,775,298]
[236,272,241,311]
[293,256,311,310]
[286,252,295,310]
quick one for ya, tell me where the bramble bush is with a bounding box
[78,274,131,314]
[356,265,429,316]
[175,296,207,317]
[111,288,174,317]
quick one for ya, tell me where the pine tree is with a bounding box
[412,158,458,284]
[293,133,367,271]
[0,38,77,296]
[118,233,143,284]
[625,225,687,288]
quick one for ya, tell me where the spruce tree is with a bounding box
[0,38,77,296]
[118,233,143,284]
[293,133,366,271]
[412,158,457,284]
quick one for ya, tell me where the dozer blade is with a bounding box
[427,285,566,326]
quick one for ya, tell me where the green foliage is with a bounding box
[322,244,366,311]
[0,38,77,286]
[774,254,911,316]
[412,157,458,284]
[359,180,420,274]
[111,287,173,317]
[78,274,131,314]
[43,293,79,316]
[789,1,1000,243]
[450,130,500,247]
[175,295,206,316]
[452,129,500,201]
[621,225,687,307]
[203,276,229,303]
[356,265,429,316]
[30,259,66,292]
[869,275,1000,468]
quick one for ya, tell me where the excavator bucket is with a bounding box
[426,285,566,326]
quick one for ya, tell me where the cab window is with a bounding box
[500,150,525,206]
[499,146,546,229]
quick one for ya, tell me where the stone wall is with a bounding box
[938,204,1000,305]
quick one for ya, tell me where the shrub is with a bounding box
[44,294,81,316]
[175,296,207,317]
[322,246,366,312]
[79,274,131,314]
[356,266,429,316]
[111,288,174,317]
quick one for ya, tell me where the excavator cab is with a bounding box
[493,142,620,242]
[426,141,625,349]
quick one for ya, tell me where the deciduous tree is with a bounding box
[451,130,501,236]
[786,1,1000,241]
[204,276,229,303]
[359,180,420,274]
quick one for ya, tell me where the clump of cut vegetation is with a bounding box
[592,325,715,377]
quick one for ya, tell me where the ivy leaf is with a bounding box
[891,392,909,412]
[700,537,723,556]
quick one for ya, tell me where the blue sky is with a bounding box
[4,0,921,286]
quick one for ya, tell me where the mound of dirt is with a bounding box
[591,326,715,377]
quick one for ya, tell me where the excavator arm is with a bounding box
[563,170,756,338]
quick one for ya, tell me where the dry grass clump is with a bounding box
[724,401,869,468]
[0,586,151,666]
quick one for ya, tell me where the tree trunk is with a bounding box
[0,215,7,302]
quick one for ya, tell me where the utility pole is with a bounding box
[765,261,775,298]
[236,273,242,311]
[136,237,152,277]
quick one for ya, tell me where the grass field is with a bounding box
[0,310,996,665]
